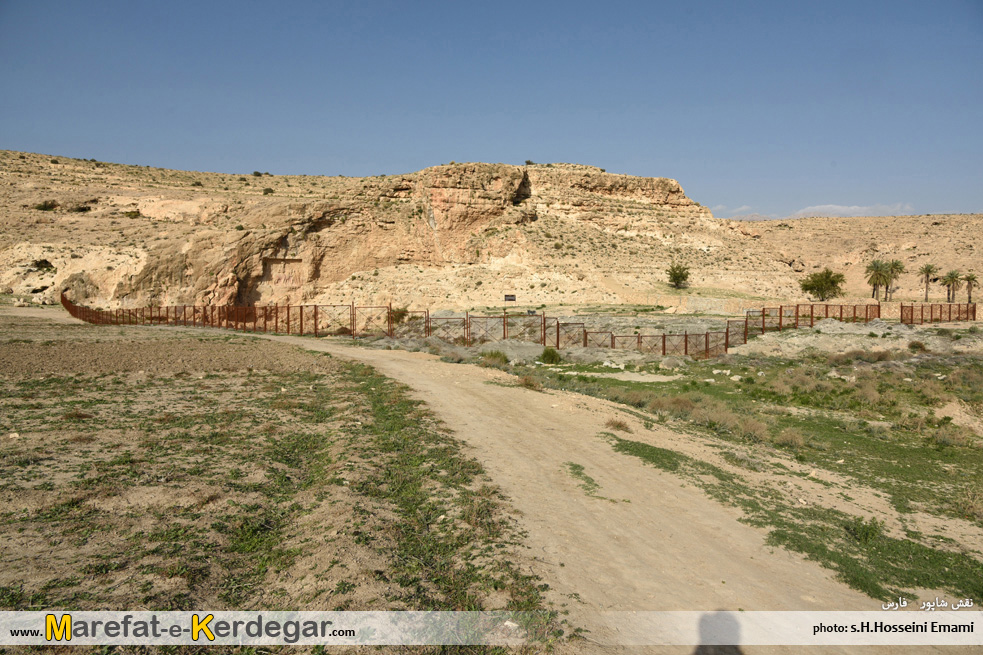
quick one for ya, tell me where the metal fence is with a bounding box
[745,303,881,334]
[900,303,976,324]
[65,294,955,362]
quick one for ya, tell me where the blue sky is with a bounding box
[1,0,980,218]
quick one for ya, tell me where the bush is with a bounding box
[518,375,541,391]
[908,340,927,353]
[263,188,274,195]
[34,200,59,211]
[666,262,690,289]
[774,428,805,449]
[252,171,262,177]
[540,347,562,364]
[480,350,509,366]
[123,210,142,219]
[845,516,883,545]
[390,307,409,324]
[191,180,203,187]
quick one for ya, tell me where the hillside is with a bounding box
[1,150,979,310]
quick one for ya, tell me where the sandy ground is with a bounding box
[5,306,975,654]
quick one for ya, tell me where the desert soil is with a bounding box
[4,306,977,654]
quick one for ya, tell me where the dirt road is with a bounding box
[241,336,887,652]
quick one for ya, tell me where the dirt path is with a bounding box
[234,336,883,653]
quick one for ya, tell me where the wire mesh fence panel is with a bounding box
[430,317,467,344]
[687,333,708,360]
[708,331,727,357]
[469,316,504,344]
[507,315,543,343]
[392,311,428,339]
[544,318,559,349]
[763,308,781,332]
[781,306,796,328]
[558,323,586,348]
[354,306,390,337]
[318,304,353,336]
[639,335,663,354]
[727,320,747,346]
[586,331,613,349]
[612,335,639,350]
[901,305,914,324]
[664,334,686,357]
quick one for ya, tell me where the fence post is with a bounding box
[466,311,471,346]
[705,333,709,359]
[684,331,688,356]
[314,305,318,338]
[388,302,394,338]
[556,320,560,349]
[583,328,587,348]
[778,306,783,331]
[725,326,729,353]
[662,334,666,356]
[300,306,304,336]
[503,309,508,340]
[426,309,431,338]
[350,302,355,337]
[542,314,546,347]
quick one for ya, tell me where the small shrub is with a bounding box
[390,307,409,324]
[518,375,541,391]
[845,516,883,545]
[605,418,632,433]
[480,350,508,366]
[540,347,562,364]
[34,200,59,211]
[69,204,91,212]
[908,340,927,352]
[774,428,805,449]
[123,210,142,218]
[954,488,983,521]
[50,158,59,164]
[737,417,769,443]
[191,180,203,187]
[263,188,274,195]
[235,225,245,231]
[252,171,262,177]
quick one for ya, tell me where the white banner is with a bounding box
[0,608,978,646]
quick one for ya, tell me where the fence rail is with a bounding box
[64,295,960,362]
[900,303,977,325]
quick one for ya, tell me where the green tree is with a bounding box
[918,264,938,302]
[799,268,846,301]
[865,260,889,300]
[666,262,690,289]
[886,260,906,301]
[942,270,963,303]
[963,273,978,304]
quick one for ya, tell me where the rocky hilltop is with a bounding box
[1,150,979,310]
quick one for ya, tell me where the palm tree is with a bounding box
[918,264,938,302]
[886,260,906,301]
[865,260,889,300]
[964,273,978,304]
[942,270,963,303]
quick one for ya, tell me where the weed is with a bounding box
[518,375,542,391]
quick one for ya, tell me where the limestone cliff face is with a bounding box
[1,152,735,309]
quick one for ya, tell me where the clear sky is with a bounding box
[1,0,980,218]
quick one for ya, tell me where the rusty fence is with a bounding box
[65,294,961,362]
[745,303,881,335]
[900,303,977,325]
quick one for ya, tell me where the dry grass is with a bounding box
[773,428,805,449]
[605,418,632,433]
[517,375,542,391]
